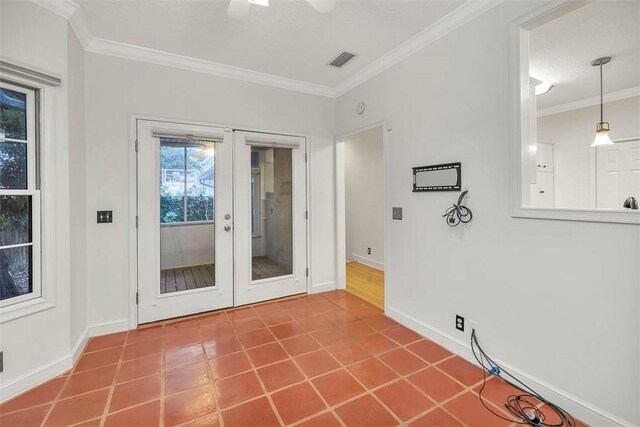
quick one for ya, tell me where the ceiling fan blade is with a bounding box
[228,0,250,18]
[305,0,335,14]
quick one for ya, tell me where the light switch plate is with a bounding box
[392,207,403,220]
[97,210,113,224]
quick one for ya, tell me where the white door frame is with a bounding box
[335,119,392,313]
[128,114,312,328]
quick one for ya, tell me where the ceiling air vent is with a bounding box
[329,51,356,68]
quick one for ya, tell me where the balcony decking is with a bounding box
[160,257,292,294]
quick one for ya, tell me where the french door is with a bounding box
[136,120,307,323]
[234,131,308,306]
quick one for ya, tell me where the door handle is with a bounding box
[224,225,231,232]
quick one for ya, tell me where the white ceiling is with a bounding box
[530,0,640,110]
[76,0,466,87]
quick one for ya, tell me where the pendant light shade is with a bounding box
[592,122,613,146]
[590,56,614,147]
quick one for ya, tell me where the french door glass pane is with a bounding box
[0,195,32,246]
[0,246,32,301]
[0,141,27,189]
[0,87,27,140]
[159,140,215,295]
[186,146,214,222]
[251,147,293,281]
[160,144,186,223]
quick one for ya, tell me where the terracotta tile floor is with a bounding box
[0,291,587,427]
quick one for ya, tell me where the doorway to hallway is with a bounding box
[337,125,386,309]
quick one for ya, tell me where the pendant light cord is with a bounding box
[600,63,604,123]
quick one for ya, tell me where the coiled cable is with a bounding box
[442,190,473,227]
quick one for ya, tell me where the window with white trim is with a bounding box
[0,81,41,306]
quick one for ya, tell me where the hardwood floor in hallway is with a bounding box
[346,261,384,309]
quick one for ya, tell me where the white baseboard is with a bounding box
[87,318,130,338]
[69,318,129,364]
[0,354,73,403]
[71,327,89,364]
[387,307,634,427]
[351,254,384,271]
[0,318,131,404]
[309,281,337,294]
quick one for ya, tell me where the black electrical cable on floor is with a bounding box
[471,329,576,427]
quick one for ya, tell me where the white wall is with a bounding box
[84,53,337,327]
[67,23,88,354]
[160,224,215,270]
[537,96,640,208]
[334,1,639,424]
[344,126,384,268]
[0,1,75,399]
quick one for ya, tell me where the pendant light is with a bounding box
[591,56,614,147]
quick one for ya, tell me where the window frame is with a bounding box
[0,81,42,309]
[0,76,55,323]
[508,0,640,224]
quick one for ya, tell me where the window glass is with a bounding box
[251,147,293,280]
[186,146,214,222]
[160,144,185,223]
[0,195,32,246]
[251,175,256,234]
[0,87,27,140]
[0,246,32,301]
[160,140,215,224]
[0,141,27,189]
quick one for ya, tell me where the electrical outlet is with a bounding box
[367,248,371,255]
[455,315,464,332]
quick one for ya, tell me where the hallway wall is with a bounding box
[344,126,384,269]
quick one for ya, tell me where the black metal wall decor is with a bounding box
[412,162,461,192]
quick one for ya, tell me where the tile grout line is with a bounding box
[286,343,347,427]
[159,328,167,427]
[38,365,74,427]
[199,317,223,427]
[97,332,128,427]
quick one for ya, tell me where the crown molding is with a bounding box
[332,0,504,97]
[30,0,504,99]
[537,86,640,117]
[68,5,93,48]
[31,0,79,19]
[84,38,335,98]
